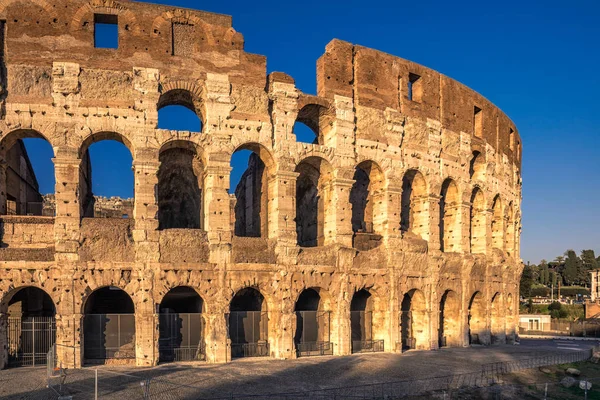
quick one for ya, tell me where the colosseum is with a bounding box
[0,0,522,369]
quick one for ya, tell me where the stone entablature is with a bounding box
[0,0,522,368]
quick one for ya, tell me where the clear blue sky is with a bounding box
[22,0,600,265]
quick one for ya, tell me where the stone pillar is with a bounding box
[135,311,155,367]
[203,163,232,263]
[53,147,81,261]
[267,73,298,146]
[203,312,228,363]
[322,95,354,156]
[0,155,6,215]
[382,184,402,247]
[427,194,442,252]
[0,309,6,369]
[55,312,83,369]
[132,150,160,263]
[459,202,471,253]
[323,177,354,247]
[269,308,295,360]
[268,171,298,244]
[334,290,352,356]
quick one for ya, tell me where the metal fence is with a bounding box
[83,314,135,360]
[520,318,600,337]
[295,311,333,357]
[159,313,205,362]
[7,316,55,367]
[39,344,594,400]
[229,311,269,358]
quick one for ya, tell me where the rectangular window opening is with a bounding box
[94,14,118,49]
[509,128,515,151]
[473,106,483,138]
[408,73,422,102]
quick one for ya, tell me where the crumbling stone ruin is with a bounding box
[0,0,523,368]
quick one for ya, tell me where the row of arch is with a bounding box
[0,126,518,253]
[1,284,514,367]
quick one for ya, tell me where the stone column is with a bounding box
[132,150,160,263]
[459,202,472,253]
[203,163,232,264]
[382,185,403,248]
[323,177,354,247]
[53,147,81,261]
[322,95,355,157]
[268,171,298,244]
[0,155,7,215]
[55,312,83,369]
[0,309,7,369]
[427,194,442,252]
[203,311,228,363]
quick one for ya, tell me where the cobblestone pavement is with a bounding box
[0,342,587,399]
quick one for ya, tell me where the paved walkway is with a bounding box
[0,342,590,399]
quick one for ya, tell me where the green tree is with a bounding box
[539,260,549,285]
[520,264,534,298]
[580,250,598,286]
[563,250,580,285]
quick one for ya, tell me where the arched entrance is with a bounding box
[294,288,332,357]
[350,289,384,353]
[2,287,55,368]
[228,288,268,358]
[439,290,460,347]
[400,289,428,351]
[468,291,487,345]
[83,287,135,363]
[158,287,205,362]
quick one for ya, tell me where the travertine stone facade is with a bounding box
[0,0,523,368]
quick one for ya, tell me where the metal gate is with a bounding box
[295,311,333,357]
[351,311,384,353]
[229,311,269,358]
[7,316,56,367]
[83,314,135,360]
[159,313,205,362]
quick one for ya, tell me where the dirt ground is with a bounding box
[0,344,595,399]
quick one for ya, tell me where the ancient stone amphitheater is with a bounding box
[0,0,522,369]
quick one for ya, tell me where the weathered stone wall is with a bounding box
[0,0,522,369]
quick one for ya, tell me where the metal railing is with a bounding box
[231,342,270,358]
[159,344,206,362]
[352,339,384,353]
[296,341,333,357]
[7,316,56,367]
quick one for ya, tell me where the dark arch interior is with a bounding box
[7,287,55,317]
[350,166,371,233]
[295,161,321,247]
[230,287,265,312]
[84,286,134,314]
[295,289,321,311]
[160,287,203,313]
[351,289,372,312]
[157,147,201,229]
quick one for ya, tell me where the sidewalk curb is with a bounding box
[521,335,600,341]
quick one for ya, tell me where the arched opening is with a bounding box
[400,289,428,351]
[0,131,55,216]
[470,151,485,181]
[490,292,505,344]
[79,134,134,219]
[158,106,202,132]
[294,104,329,145]
[350,161,385,249]
[470,188,486,254]
[83,286,135,362]
[295,157,333,247]
[505,202,515,256]
[468,291,487,345]
[294,288,332,357]
[491,195,504,250]
[1,287,56,368]
[157,142,202,230]
[400,169,429,240]
[439,178,460,252]
[350,289,383,353]
[439,290,460,348]
[158,287,205,362]
[157,89,203,133]
[230,144,273,238]
[229,287,268,358]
